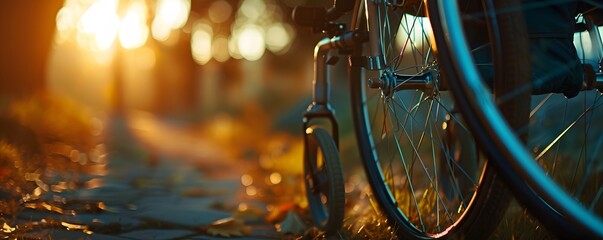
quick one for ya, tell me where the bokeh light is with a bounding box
[238,25,265,61]
[246,186,257,196]
[77,0,120,51]
[55,0,157,52]
[212,35,230,62]
[239,0,266,20]
[152,0,191,42]
[151,20,171,42]
[265,22,294,54]
[119,1,149,49]
[208,0,233,24]
[191,21,213,65]
[155,0,190,29]
[241,174,253,186]
[228,33,243,59]
[55,5,77,44]
[227,0,294,61]
[55,0,295,63]
[269,172,282,185]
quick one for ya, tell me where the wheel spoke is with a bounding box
[355,0,498,234]
[535,96,603,160]
[391,97,458,226]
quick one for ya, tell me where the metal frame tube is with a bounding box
[364,0,387,70]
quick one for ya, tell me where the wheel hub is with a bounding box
[368,68,439,99]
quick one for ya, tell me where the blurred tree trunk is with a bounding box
[153,34,198,116]
[0,1,63,100]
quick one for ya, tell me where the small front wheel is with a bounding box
[303,126,345,235]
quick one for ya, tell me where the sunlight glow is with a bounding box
[395,14,434,53]
[57,0,152,52]
[55,6,78,44]
[119,1,149,49]
[135,47,156,70]
[56,0,295,62]
[238,25,265,61]
[152,0,191,42]
[77,0,120,51]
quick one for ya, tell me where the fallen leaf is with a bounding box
[265,202,295,224]
[2,222,15,233]
[61,221,87,231]
[206,217,252,237]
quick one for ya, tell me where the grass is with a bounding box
[252,139,574,239]
[491,201,556,239]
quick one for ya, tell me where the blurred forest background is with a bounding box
[0,0,367,215]
[0,0,361,163]
[0,2,378,238]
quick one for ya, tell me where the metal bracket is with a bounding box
[303,103,339,147]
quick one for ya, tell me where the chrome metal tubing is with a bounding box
[313,31,368,106]
[392,72,435,92]
[313,37,334,106]
[364,0,387,70]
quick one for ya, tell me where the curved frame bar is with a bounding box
[438,0,603,237]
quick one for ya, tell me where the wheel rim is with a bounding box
[305,136,329,225]
[355,1,485,235]
[304,127,344,233]
[435,0,603,237]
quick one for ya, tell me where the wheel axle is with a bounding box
[368,70,440,98]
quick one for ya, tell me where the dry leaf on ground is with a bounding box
[265,202,295,224]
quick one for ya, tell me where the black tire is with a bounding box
[348,0,511,238]
[431,0,603,238]
[304,126,345,235]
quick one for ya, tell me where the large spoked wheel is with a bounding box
[348,0,513,238]
[303,126,345,235]
[431,0,603,238]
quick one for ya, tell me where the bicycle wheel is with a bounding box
[303,126,345,235]
[431,0,603,238]
[348,0,513,238]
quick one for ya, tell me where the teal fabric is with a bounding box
[465,0,584,98]
[522,0,583,98]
